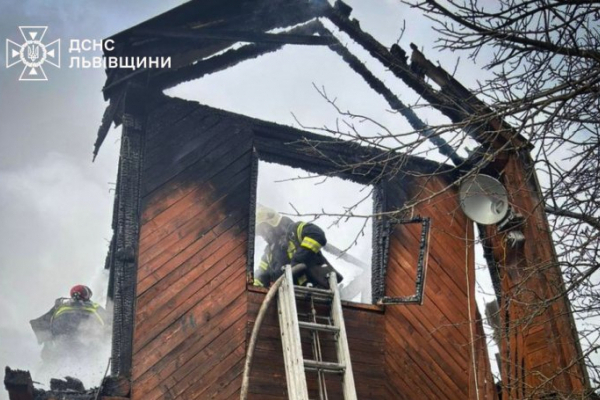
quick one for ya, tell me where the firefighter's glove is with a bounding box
[292,247,317,266]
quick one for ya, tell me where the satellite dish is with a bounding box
[459,174,509,225]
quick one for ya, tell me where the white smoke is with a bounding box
[0,152,117,396]
[31,269,113,391]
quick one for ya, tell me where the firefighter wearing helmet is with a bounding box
[254,204,343,289]
[30,285,109,361]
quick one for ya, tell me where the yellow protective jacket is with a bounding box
[254,221,341,288]
[30,298,107,343]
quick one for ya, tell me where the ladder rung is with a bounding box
[298,321,339,334]
[303,359,345,373]
[294,285,333,298]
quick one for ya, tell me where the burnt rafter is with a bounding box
[148,20,326,91]
[325,1,527,150]
[408,43,529,150]
[98,0,526,157]
[101,21,329,94]
[310,22,465,167]
[99,0,524,158]
[132,27,336,46]
[325,6,461,119]
[101,17,466,167]
[102,0,331,93]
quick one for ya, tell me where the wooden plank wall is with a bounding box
[384,174,497,400]
[127,95,497,399]
[486,154,588,398]
[131,96,253,399]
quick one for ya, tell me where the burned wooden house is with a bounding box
[4,1,591,399]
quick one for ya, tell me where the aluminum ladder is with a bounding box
[277,264,358,400]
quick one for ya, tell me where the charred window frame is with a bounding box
[247,125,390,304]
[376,216,431,305]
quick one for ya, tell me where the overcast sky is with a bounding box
[0,0,508,396]
[0,0,187,393]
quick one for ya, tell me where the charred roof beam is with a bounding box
[310,22,465,167]
[326,0,527,152]
[132,27,337,46]
[103,20,326,94]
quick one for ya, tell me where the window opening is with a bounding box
[252,160,373,304]
[378,216,430,305]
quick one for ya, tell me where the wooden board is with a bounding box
[131,98,252,399]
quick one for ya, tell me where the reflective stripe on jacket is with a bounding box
[255,221,327,287]
[52,300,105,326]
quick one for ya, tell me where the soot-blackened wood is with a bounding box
[135,27,335,46]
[110,83,147,378]
[93,88,125,160]
[137,189,250,298]
[138,165,249,255]
[407,44,526,151]
[138,158,250,267]
[310,22,463,167]
[102,0,330,96]
[4,368,34,400]
[326,5,460,121]
[138,179,249,288]
[143,108,222,168]
[150,21,323,91]
[325,2,525,152]
[140,139,252,230]
[143,124,250,198]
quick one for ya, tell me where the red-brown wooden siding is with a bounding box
[132,98,252,400]
[383,175,497,400]
[130,97,496,399]
[486,155,587,397]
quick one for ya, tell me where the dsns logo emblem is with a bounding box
[6,26,60,81]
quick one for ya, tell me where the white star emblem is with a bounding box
[6,26,60,81]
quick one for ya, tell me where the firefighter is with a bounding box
[254,204,343,289]
[30,285,109,361]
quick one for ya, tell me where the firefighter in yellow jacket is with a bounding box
[254,205,343,289]
[30,285,109,361]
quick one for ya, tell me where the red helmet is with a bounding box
[70,285,93,301]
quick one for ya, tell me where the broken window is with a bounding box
[252,160,374,304]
